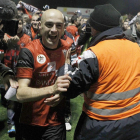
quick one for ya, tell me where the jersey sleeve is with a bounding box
[16,48,34,78]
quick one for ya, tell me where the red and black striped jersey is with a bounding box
[16,39,71,126]
[17,34,31,50]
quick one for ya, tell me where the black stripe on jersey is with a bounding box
[16,48,34,69]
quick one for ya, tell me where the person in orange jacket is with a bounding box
[51,4,140,140]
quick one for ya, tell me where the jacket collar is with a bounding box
[89,26,125,47]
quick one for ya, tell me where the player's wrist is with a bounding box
[49,85,55,96]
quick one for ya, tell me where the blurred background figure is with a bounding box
[43,4,50,10]
[122,21,130,31]
[0,0,19,138]
[124,15,140,46]
[22,14,31,26]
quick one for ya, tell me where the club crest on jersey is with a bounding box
[37,54,46,64]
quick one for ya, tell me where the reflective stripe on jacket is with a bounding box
[83,39,140,120]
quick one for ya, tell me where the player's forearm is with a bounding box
[16,85,54,103]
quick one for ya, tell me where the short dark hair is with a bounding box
[71,15,78,24]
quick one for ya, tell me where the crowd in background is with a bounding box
[1,1,140,140]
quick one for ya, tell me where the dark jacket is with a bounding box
[0,63,14,77]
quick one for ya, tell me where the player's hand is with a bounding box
[52,74,72,94]
[44,94,64,107]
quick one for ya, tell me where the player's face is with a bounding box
[40,11,64,49]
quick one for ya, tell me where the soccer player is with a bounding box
[16,9,71,140]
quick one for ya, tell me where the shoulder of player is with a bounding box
[25,39,42,50]
[22,33,31,39]
[60,39,72,49]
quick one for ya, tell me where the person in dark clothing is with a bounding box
[0,0,18,87]
[0,0,19,138]
[77,20,92,55]
[77,21,91,46]
[71,15,81,28]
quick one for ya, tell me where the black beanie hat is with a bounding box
[89,4,121,32]
[0,0,17,20]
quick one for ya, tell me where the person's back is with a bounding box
[56,4,140,140]
[85,38,140,120]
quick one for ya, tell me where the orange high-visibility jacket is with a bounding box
[83,39,140,120]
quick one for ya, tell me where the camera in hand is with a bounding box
[0,20,19,36]
[85,23,91,33]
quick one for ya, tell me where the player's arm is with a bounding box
[16,74,71,103]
